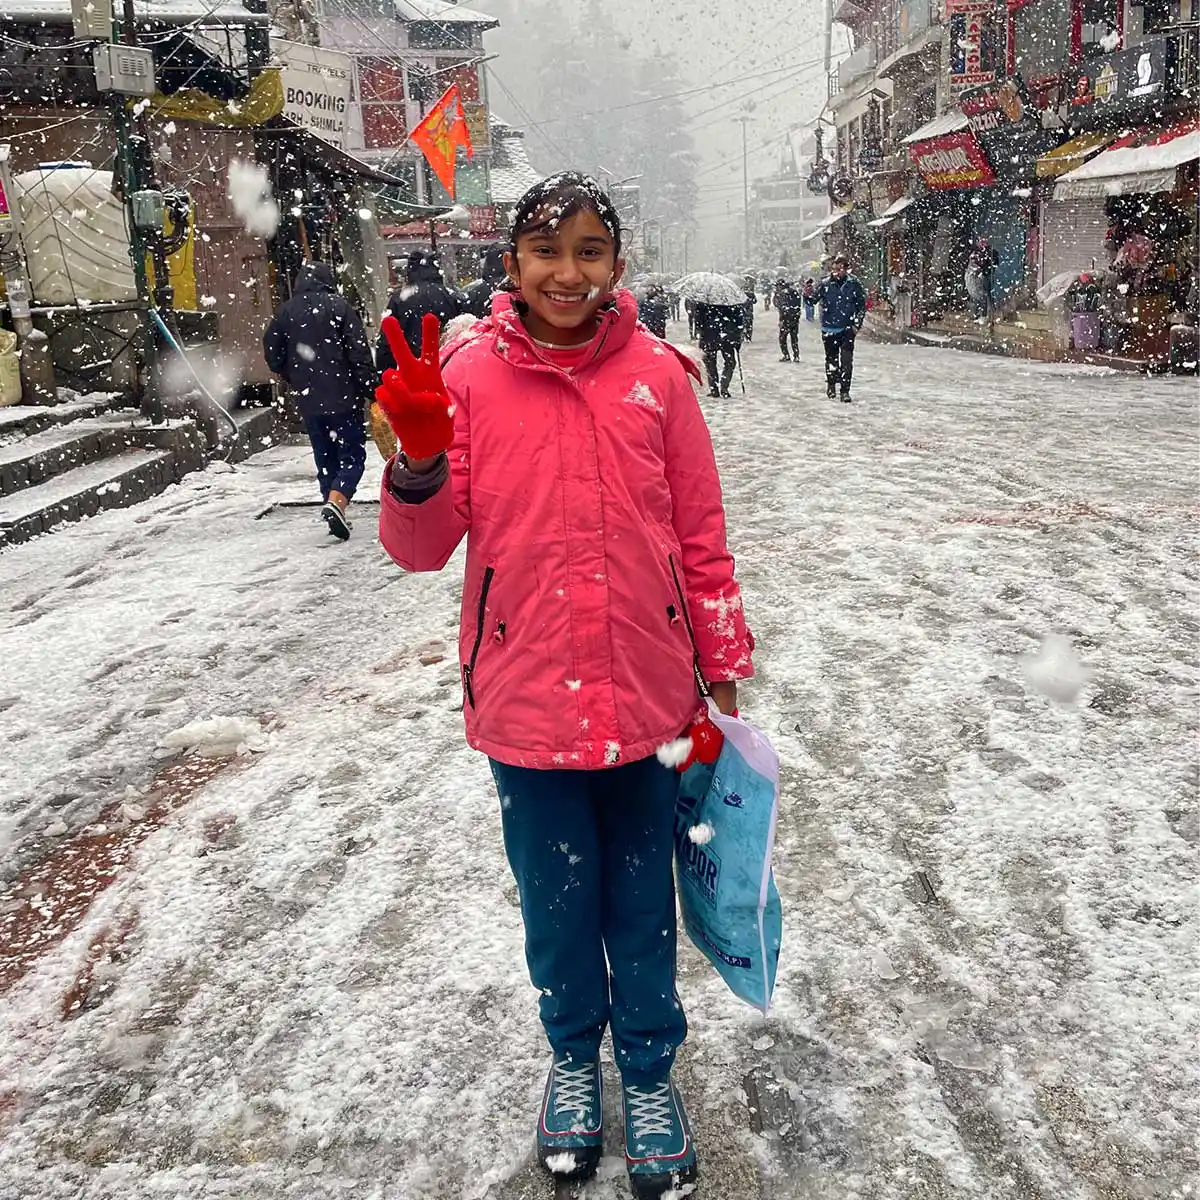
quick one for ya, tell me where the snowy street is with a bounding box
[1,323,1197,1200]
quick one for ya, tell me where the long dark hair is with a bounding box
[509,173,622,259]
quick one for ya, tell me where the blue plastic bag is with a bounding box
[674,707,782,1012]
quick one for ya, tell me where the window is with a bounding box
[1081,0,1121,56]
[1011,0,1074,80]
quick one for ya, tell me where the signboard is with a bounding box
[947,0,996,90]
[468,205,497,237]
[908,130,996,189]
[959,77,1031,135]
[1067,41,1169,111]
[277,40,353,147]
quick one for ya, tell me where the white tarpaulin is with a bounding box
[277,40,353,148]
[1054,122,1200,201]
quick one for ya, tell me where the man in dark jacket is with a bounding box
[461,244,507,319]
[815,254,867,402]
[376,250,460,370]
[693,301,744,398]
[774,277,803,362]
[263,261,376,540]
[638,284,670,338]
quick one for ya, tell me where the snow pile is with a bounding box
[227,159,279,238]
[156,717,267,758]
[1020,633,1089,703]
[656,736,692,768]
[543,1152,579,1175]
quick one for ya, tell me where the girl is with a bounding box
[374,174,754,1199]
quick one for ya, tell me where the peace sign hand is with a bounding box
[375,312,454,463]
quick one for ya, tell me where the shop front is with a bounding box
[904,119,996,317]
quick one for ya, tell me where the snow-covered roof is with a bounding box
[1054,119,1200,200]
[902,109,969,145]
[0,0,266,21]
[394,0,498,26]
[488,117,542,205]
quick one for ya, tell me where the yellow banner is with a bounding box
[143,68,284,128]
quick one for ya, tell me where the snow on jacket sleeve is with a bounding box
[661,365,754,682]
[377,375,470,572]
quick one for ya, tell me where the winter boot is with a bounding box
[707,387,720,398]
[537,1058,603,1182]
[622,1075,697,1199]
[840,389,853,403]
[826,381,837,399]
[321,500,351,541]
[779,354,791,362]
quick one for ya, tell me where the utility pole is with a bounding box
[736,116,751,262]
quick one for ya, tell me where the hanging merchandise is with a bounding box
[409,84,475,200]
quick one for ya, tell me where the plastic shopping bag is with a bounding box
[674,706,782,1012]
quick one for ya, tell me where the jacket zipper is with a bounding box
[668,555,710,699]
[462,565,495,710]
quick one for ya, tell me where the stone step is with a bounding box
[0,415,138,498]
[0,395,121,445]
[0,447,179,547]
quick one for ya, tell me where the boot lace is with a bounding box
[553,1062,597,1122]
[626,1082,675,1138]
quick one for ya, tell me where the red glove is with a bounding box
[677,711,724,773]
[375,311,454,462]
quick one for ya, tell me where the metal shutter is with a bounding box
[1041,198,1109,285]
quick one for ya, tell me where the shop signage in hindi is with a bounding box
[278,40,353,147]
[947,0,996,89]
[908,130,996,189]
[959,76,1030,134]
[1068,41,1168,109]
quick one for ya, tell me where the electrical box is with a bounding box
[93,43,156,97]
[130,189,165,232]
[72,0,112,40]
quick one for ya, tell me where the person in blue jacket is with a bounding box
[815,253,867,402]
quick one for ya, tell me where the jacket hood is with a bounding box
[295,262,337,294]
[406,251,444,285]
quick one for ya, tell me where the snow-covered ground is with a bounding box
[1,324,1196,1200]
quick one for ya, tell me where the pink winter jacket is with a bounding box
[378,289,754,770]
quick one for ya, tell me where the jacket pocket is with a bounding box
[462,566,496,710]
[668,555,708,697]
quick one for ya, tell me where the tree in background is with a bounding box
[481,0,698,240]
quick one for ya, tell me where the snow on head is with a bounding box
[1020,633,1089,703]
[227,159,279,238]
[656,737,692,768]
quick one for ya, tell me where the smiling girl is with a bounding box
[374,174,754,1199]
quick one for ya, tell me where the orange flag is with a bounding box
[409,84,474,200]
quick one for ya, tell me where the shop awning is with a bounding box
[1035,131,1115,179]
[801,209,851,244]
[901,110,969,145]
[263,120,408,186]
[1054,118,1200,200]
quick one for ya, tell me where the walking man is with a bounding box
[815,254,866,402]
[638,284,670,338]
[694,301,744,398]
[774,276,803,362]
[263,261,376,540]
[376,250,461,368]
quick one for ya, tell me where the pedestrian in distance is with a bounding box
[373,172,754,1200]
[638,283,670,338]
[262,261,376,540]
[461,243,508,319]
[742,288,755,343]
[803,277,817,322]
[693,299,745,397]
[774,277,803,362]
[815,253,867,402]
[684,296,697,340]
[376,249,461,371]
[667,288,682,322]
